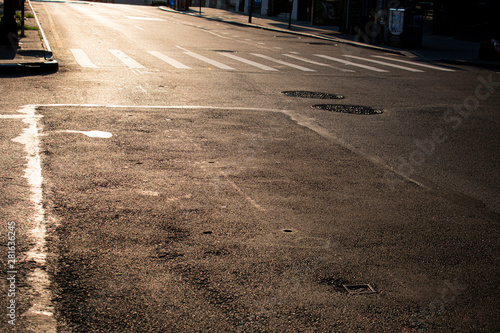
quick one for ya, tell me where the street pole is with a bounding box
[199,0,202,15]
[248,0,254,24]
[288,0,293,29]
[0,0,19,47]
[310,0,314,26]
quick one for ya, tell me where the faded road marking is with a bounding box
[12,105,57,333]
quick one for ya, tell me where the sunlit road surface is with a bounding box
[0,1,499,332]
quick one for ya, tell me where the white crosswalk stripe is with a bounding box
[283,54,355,73]
[343,55,424,72]
[109,50,145,69]
[177,46,235,70]
[315,54,389,72]
[251,54,316,72]
[372,55,456,72]
[70,49,98,68]
[218,52,278,71]
[68,47,459,75]
[147,51,191,69]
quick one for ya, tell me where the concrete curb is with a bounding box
[158,6,405,56]
[0,60,59,75]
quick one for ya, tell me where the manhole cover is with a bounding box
[313,104,383,115]
[282,91,344,99]
[343,283,377,294]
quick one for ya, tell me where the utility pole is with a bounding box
[0,0,19,47]
[248,0,254,24]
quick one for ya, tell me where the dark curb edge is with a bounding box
[437,58,500,70]
[0,60,59,75]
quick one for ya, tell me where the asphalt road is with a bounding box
[1,1,499,332]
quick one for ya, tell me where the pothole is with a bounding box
[313,104,383,115]
[281,91,344,99]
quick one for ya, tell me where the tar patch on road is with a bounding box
[312,104,383,115]
[281,91,345,99]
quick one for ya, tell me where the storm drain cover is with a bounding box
[343,284,377,294]
[313,104,383,115]
[281,91,344,99]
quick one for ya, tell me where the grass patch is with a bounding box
[0,10,38,38]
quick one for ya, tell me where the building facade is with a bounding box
[208,0,499,43]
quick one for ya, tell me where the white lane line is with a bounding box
[372,55,456,72]
[251,54,315,72]
[135,26,145,31]
[343,55,423,72]
[218,52,278,71]
[283,54,355,73]
[70,49,98,68]
[315,54,388,72]
[147,51,191,69]
[109,50,145,69]
[176,46,234,70]
[12,105,57,332]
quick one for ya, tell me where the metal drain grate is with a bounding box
[343,284,377,294]
[313,104,383,115]
[282,91,345,99]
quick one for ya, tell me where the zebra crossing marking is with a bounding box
[147,51,191,69]
[176,46,235,70]
[315,55,389,72]
[283,54,355,73]
[109,50,145,69]
[372,55,456,72]
[69,47,459,74]
[70,48,98,68]
[251,54,315,72]
[218,52,278,71]
[343,55,424,72]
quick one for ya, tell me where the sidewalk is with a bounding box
[0,0,58,75]
[160,6,500,69]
